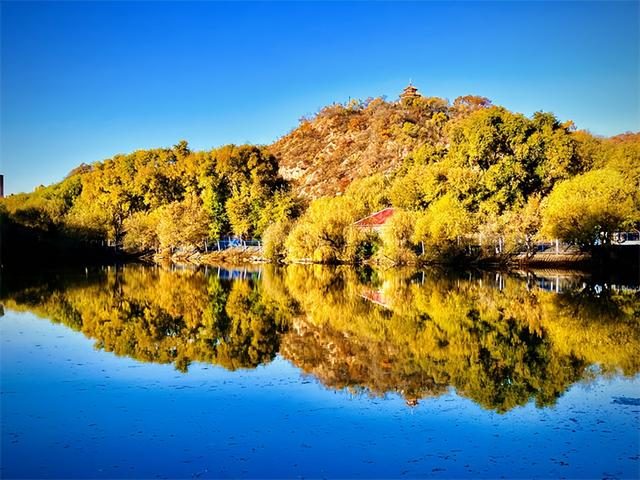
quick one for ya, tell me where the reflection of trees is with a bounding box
[275,268,586,412]
[274,266,638,411]
[541,285,640,376]
[1,265,638,412]
[2,267,288,372]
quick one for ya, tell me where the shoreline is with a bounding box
[151,245,633,269]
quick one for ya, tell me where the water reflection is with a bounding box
[2,264,638,412]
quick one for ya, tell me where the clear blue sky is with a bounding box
[1,1,638,195]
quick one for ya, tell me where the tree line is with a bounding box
[2,95,638,264]
[2,142,300,256]
[265,104,639,264]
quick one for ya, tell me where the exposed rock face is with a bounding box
[268,95,453,199]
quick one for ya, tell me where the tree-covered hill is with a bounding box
[270,92,638,200]
[2,87,639,264]
[267,93,638,264]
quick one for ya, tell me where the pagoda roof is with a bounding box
[400,83,420,99]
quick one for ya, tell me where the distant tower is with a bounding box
[0,175,3,199]
[400,82,421,101]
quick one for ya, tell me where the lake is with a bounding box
[1,264,639,479]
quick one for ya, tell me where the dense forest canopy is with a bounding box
[2,143,299,253]
[2,89,639,263]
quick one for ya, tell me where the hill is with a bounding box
[1,84,639,265]
[268,85,491,198]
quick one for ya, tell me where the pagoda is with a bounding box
[400,82,420,101]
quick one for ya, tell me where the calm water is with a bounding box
[1,264,639,479]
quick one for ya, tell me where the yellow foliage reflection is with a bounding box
[2,265,638,412]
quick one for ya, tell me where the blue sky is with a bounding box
[1,1,638,195]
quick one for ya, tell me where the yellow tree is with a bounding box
[378,210,417,265]
[156,194,209,252]
[413,194,475,258]
[540,168,639,249]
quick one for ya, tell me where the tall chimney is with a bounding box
[0,174,3,198]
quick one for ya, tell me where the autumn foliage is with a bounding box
[2,91,638,263]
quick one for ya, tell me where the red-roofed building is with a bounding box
[353,207,396,232]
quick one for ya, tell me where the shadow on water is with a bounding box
[1,263,638,413]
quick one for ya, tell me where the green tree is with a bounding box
[200,176,230,239]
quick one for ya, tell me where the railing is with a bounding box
[612,231,640,244]
[529,240,576,254]
[205,237,262,252]
[465,231,640,255]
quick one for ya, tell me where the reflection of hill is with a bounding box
[280,318,449,403]
[1,265,638,412]
[276,267,587,412]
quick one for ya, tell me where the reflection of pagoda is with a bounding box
[400,82,421,101]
